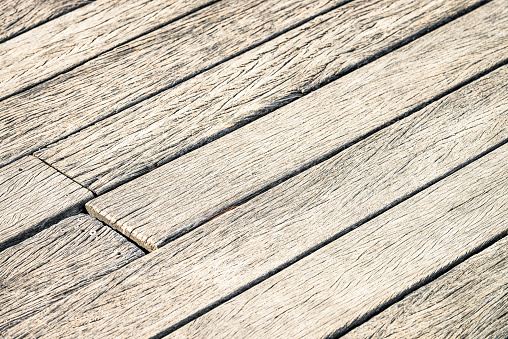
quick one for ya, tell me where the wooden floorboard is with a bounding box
[172,144,508,339]
[0,156,93,251]
[36,0,485,195]
[0,0,92,43]
[4,61,506,337]
[0,214,143,334]
[0,0,346,168]
[86,0,508,251]
[343,237,508,339]
[0,0,212,99]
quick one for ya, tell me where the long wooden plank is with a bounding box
[5,61,507,338]
[342,237,508,339]
[0,0,92,43]
[0,156,93,251]
[84,0,508,250]
[0,0,348,167]
[0,214,144,333]
[37,0,486,195]
[172,145,508,339]
[0,0,212,99]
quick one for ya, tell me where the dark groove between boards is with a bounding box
[159,56,508,247]
[0,0,96,45]
[64,0,494,196]
[151,138,508,339]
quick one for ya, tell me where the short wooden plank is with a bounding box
[0,214,144,333]
[0,156,93,251]
[0,0,212,99]
[342,238,508,339]
[0,0,92,43]
[84,0,508,250]
[172,145,508,339]
[0,0,347,167]
[5,63,507,337]
[37,0,486,195]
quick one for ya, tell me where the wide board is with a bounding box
[0,156,93,251]
[86,1,508,250]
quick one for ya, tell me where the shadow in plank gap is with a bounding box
[0,0,93,43]
[6,54,507,337]
[1,0,350,167]
[171,144,508,339]
[85,0,508,251]
[37,0,489,195]
[342,236,508,338]
[0,156,93,252]
[0,214,144,334]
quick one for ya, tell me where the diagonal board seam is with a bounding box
[22,0,491,181]
[150,138,508,338]
[156,57,508,248]
[0,1,96,45]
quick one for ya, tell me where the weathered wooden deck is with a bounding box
[0,0,507,337]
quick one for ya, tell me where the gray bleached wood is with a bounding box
[342,237,508,339]
[85,0,508,250]
[0,0,212,98]
[1,0,347,167]
[172,145,508,339]
[38,0,486,194]
[0,214,144,333]
[0,156,93,251]
[0,0,92,43]
[6,63,507,337]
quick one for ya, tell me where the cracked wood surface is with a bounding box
[37,0,485,195]
[5,59,507,337]
[0,0,345,168]
[0,0,212,99]
[172,144,508,339]
[0,156,93,251]
[0,214,144,334]
[343,236,508,339]
[0,0,92,43]
[85,0,508,251]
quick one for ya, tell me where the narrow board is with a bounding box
[0,0,212,98]
[343,237,508,339]
[0,214,144,333]
[85,0,508,250]
[0,0,92,43]
[38,0,486,194]
[5,64,507,337]
[172,144,508,339]
[0,0,348,167]
[0,156,93,251]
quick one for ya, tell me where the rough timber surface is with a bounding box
[173,145,508,339]
[0,214,144,334]
[7,64,507,338]
[38,0,486,195]
[0,0,92,43]
[343,237,508,339]
[0,0,212,99]
[0,156,93,251]
[86,1,508,250]
[0,0,346,168]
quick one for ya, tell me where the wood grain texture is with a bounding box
[0,0,92,43]
[343,237,508,339]
[0,214,144,334]
[85,0,508,250]
[172,145,508,339]
[0,0,346,168]
[6,64,507,338]
[0,156,93,251]
[0,0,212,99]
[37,0,487,195]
